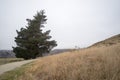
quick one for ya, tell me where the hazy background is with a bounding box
[0,0,120,50]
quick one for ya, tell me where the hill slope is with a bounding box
[0,34,120,80]
[14,44,120,80]
[90,34,120,47]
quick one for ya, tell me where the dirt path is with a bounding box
[0,59,34,75]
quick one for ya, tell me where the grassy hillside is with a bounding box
[14,44,119,80]
[90,34,120,47]
[0,34,120,80]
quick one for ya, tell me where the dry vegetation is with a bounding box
[0,58,24,65]
[0,34,120,80]
[91,34,120,47]
[15,43,120,80]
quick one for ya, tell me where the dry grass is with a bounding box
[91,34,120,47]
[0,58,24,65]
[15,43,120,80]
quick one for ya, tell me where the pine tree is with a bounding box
[13,10,57,59]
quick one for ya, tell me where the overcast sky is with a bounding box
[0,0,120,50]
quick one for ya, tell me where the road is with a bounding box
[0,59,34,75]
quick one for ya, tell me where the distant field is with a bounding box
[0,43,120,80]
[0,58,24,65]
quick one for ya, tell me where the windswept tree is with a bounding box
[13,10,57,59]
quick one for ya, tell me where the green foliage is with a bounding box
[13,10,57,59]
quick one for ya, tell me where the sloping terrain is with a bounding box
[0,34,120,80]
[90,34,120,47]
[15,44,120,80]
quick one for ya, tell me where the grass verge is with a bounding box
[0,62,32,80]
